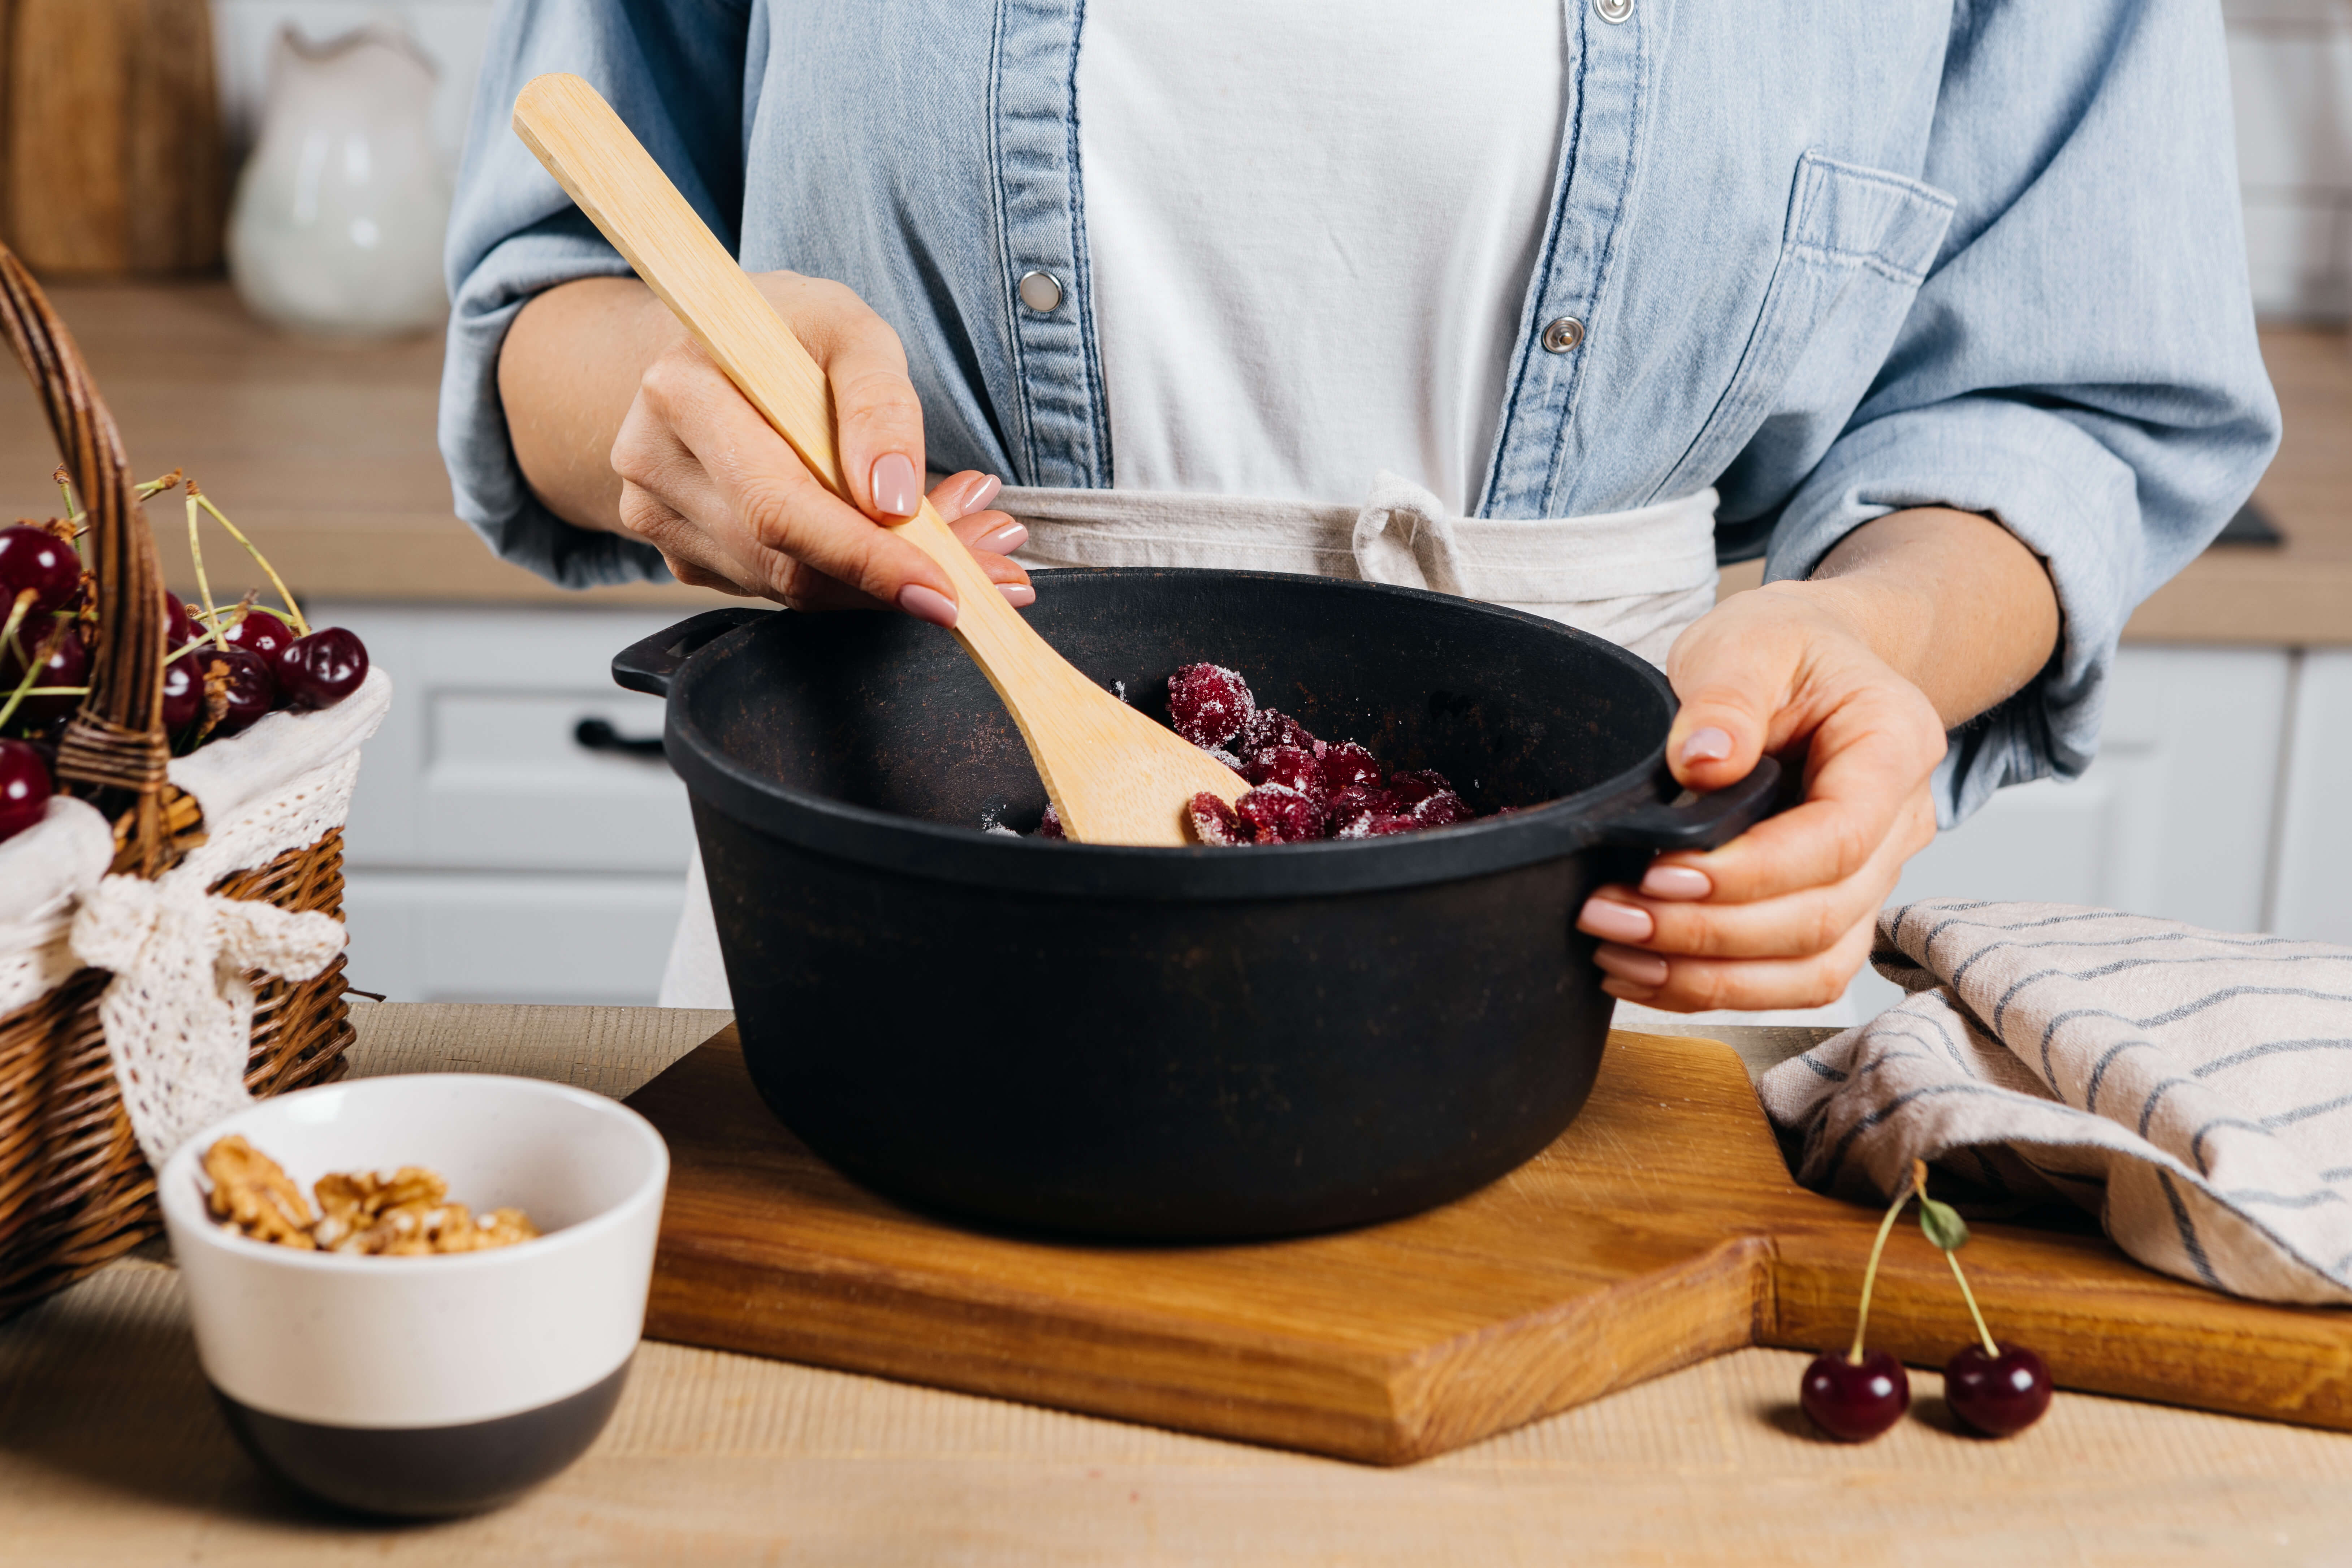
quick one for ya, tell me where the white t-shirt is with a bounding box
[1074,1,1568,513]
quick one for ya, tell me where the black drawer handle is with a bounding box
[574,717,665,759]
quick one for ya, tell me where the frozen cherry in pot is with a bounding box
[1186,791,1248,846]
[209,646,278,736]
[1944,1342,2051,1437]
[1243,743,1322,796]
[0,524,78,615]
[1799,1349,1911,1442]
[274,626,369,710]
[1235,783,1328,843]
[219,606,295,665]
[1318,741,1380,794]
[1167,663,1255,749]
[0,737,50,843]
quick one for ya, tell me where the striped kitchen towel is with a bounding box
[1756,900,2352,1306]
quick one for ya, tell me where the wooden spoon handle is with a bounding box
[510,73,1023,661]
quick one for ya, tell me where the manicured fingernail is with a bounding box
[973,520,1029,554]
[1640,865,1713,900]
[870,453,920,518]
[1579,897,1654,943]
[1595,943,1670,987]
[998,582,1036,607]
[967,473,1003,510]
[1680,726,1734,765]
[896,583,958,628]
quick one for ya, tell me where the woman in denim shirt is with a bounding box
[445,0,2278,1014]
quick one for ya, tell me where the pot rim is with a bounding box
[652,569,1686,900]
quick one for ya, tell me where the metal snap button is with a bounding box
[1595,0,1633,21]
[1541,316,1586,353]
[1017,270,1064,313]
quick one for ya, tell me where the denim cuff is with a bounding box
[1762,398,2151,827]
[436,214,670,590]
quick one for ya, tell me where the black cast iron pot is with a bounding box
[615,569,1780,1241]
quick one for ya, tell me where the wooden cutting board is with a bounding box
[629,1026,2352,1464]
[4,0,225,276]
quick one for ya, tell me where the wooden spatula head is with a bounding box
[512,73,1244,845]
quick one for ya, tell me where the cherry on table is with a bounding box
[0,524,78,615]
[0,736,51,843]
[274,626,369,710]
[1944,1341,2051,1437]
[1799,1349,1911,1441]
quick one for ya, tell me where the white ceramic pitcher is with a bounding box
[227,25,449,337]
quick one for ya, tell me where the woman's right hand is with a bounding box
[503,271,1031,627]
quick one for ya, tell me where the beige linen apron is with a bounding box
[660,474,1855,1026]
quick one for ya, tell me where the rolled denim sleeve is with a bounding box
[438,0,750,588]
[1759,0,2281,825]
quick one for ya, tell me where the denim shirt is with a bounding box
[442,0,2279,824]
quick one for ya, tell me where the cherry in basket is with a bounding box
[0,523,78,615]
[0,735,51,843]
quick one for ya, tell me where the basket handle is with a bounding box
[0,243,171,871]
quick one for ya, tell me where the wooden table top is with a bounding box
[5,1002,2349,1566]
[0,280,2342,641]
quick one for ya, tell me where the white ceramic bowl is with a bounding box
[159,1074,668,1516]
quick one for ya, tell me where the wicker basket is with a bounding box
[0,246,353,1317]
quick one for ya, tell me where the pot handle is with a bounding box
[1588,756,1785,853]
[612,607,770,697]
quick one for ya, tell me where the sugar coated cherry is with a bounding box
[1035,803,1065,840]
[1168,663,1255,748]
[1244,743,1322,796]
[1186,792,1248,846]
[0,736,51,843]
[1799,1349,1911,1442]
[275,626,369,710]
[1234,783,1329,843]
[1944,1342,2051,1437]
[1408,789,1474,829]
[0,524,79,615]
[1318,741,1380,794]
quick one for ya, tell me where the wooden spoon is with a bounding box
[512,73,1245,846]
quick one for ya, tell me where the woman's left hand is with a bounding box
[1573,578,1947,1012]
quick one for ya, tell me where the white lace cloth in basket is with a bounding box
[25,667,392,1169]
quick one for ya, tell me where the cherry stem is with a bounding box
[136,469,184,501]
[0,621,53,731]
[191,491,306,636]
[0,588,30,660]
[187,493,227,652]
[1945,1249,2000,1358]
[52,465,77,524]
[1849,1172,1918,1363]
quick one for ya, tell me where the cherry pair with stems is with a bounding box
[1800,1158,2054,1441]
[0,467,371,845]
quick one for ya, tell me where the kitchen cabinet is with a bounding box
[2273,648,2352,944]
[322,601,701,1003]
[1846,645,2296,1019]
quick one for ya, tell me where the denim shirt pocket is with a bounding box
[1652,152,1956,504]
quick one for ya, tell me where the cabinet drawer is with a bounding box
[320,602,720,873]
[342,871,685,1005]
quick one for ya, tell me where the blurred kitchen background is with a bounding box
[0,0,2346,1009]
